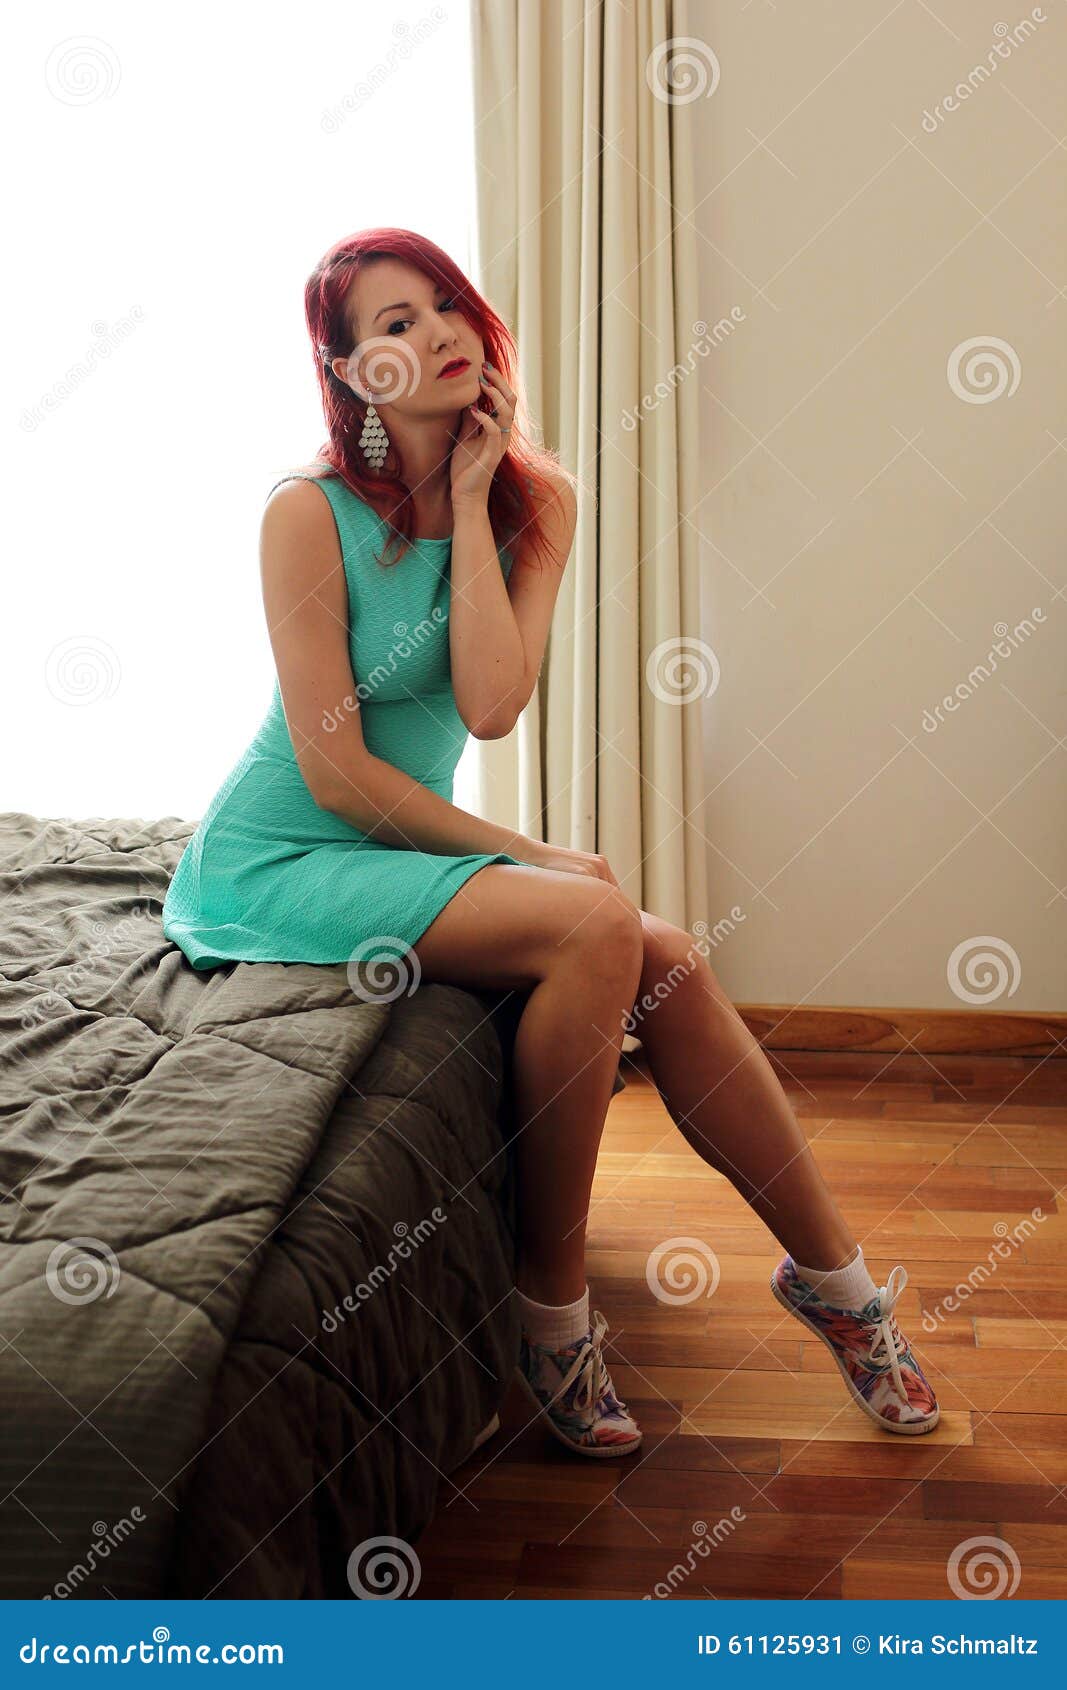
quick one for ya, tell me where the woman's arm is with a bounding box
[449,470,577,739]
[260,478,542,862]
[447,497,525,737]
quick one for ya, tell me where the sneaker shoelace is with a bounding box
[862,1264,912,1404]
[548,1310,629,1423]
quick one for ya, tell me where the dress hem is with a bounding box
[163,849,526,972]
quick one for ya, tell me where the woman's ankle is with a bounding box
[516,1260,588,1307]
[516,1282,590,1349]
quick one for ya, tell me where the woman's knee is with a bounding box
[638,911,723,998]
[557,882,644,986]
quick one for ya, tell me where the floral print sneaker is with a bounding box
[515,1309,643,1458]
[771,1258,940,1435]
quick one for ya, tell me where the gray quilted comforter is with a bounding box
[0,811,529,1598]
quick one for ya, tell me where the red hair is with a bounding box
[303,227,572,570]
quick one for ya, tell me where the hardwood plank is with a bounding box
[453,1462,623,1507]
[680,1405,973,1445]
[920,1288,1067,1319]
[606,1332,804,1370]
[975,1317,1067,1347]
[842,1558,1067,1599]
[789,1364,1066,1416]
[975,1413,1067,1451]
[616,1363,848,1404]
[635,1435,780,1475]
[780,1438,1067,1485]
[957,1141,1067,1168]
[413,1576,517,1599]
[514,1542,843,1599]
[618,1468,925,1519]
[801,1340,1067,1381]
[719,1514,997,1560]
[882,1101,1067,1124]
[997,1523,1067,1565]
[911,1211,1066,1240]
[418,1498,688,1552]
[923,1480,1067,1524]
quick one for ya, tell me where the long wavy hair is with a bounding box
[302,227,574,570]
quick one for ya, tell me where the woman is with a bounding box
[162,227,940,1458]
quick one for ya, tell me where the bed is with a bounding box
[0,808,622,1598]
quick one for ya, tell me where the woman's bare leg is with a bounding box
[626,912,857,1270]
[410,864,645,1304]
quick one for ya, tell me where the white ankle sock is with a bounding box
[517,1284,590,1349]
[792,1245,878,1310]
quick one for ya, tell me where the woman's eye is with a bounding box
[387,300,458,335]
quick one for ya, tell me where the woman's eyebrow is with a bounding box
[372,288,447,324]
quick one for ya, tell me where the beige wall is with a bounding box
[687,0,1064,1012]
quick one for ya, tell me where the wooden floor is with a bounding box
[414,1047,1067,1600]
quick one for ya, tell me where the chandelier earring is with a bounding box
[358,397,389,471]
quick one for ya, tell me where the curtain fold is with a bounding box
[471,0,709,934]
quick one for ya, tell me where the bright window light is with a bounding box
[7,2,484,823]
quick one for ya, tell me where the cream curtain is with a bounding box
[470,0,709,936]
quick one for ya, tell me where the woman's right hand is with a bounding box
[513,838,622,887]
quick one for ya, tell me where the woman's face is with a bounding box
[336,257,485,420]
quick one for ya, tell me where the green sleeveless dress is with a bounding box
[162,467,525,971]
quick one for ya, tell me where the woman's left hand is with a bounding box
[449,361,516,508]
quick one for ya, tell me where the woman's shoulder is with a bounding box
[263,465,371,540]
[266,463,380,520]
[265,459,332,499]
[524,465,578,572]
[527,463,578,535]
[271,458,339,494]
[527,461,577,515]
